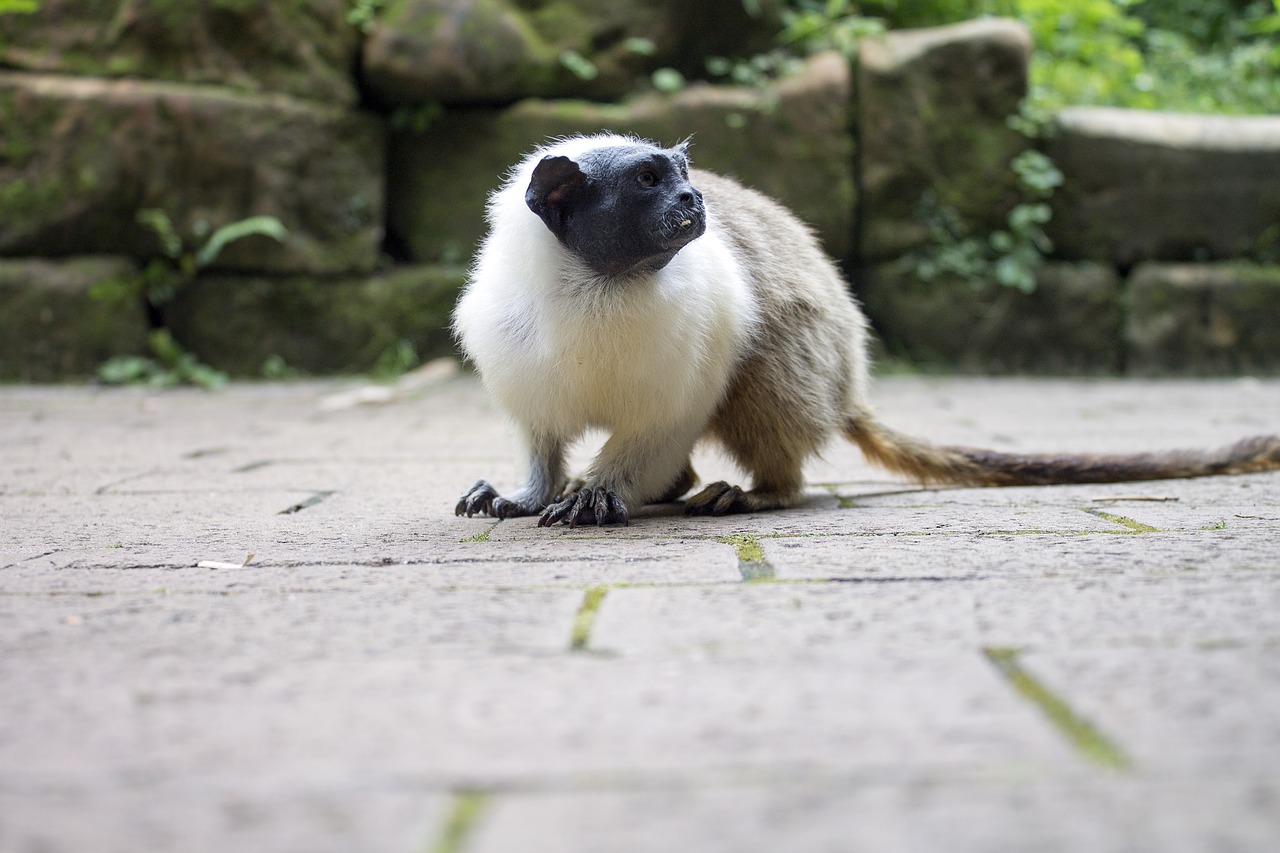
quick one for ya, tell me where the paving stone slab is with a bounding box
[2,376,1279,852]
[470,777,1279,853]
[763,530,1280,582]
[591,573,1280,658]
[1024,647,1280,776]
[0,652,1071,794]
[1,788,445,853]
[0,587,582,663]
[0,540,740,590]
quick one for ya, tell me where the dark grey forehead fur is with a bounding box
[574,142,690,179]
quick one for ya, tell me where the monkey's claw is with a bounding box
[456,479,541,519]
[539,486,629,528]
[684,481,750,516]
[455,480,502,517]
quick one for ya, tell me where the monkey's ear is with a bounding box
[526,155,587,232]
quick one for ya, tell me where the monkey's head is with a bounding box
[524,140,706,280]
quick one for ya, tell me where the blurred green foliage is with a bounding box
[94,211,287,389]
[771,0,1280,114]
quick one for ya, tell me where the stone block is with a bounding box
[387,52,853,264]
[0,256,147,381]
[1048,108,1280,265]
[0,0,359,105]
[0,73,384,276]
[1126,262,1280,375]
[363,0,780,106]
[859,262,1122,373]
[857,19,1032,260]
[163,265,466,376]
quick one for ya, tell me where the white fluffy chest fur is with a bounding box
[454,203,758,438]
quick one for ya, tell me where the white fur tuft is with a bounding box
[453,138,759,469]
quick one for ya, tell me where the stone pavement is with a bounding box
[2,373,1279,853]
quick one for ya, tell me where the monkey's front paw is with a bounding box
[539,486,629,528]
[456,480,501,517]
[455,480,538,519]
[684,481,749,516]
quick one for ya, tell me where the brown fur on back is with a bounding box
[695,170,1280,495]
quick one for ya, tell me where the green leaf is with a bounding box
[136,209,182,259]
[995,255,1037,293]
[559,50,598,81]
[623,37,657,56]
[0,1,41,14]
[651,67,686,93]
[195,216,287,269]
[97,355,157,386]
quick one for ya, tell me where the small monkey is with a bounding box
[453,134,1279,527]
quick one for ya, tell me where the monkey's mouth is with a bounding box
[656,206,706,249]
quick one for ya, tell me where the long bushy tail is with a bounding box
[844,415,1280,487]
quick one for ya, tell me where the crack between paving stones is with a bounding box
[1,549,58,570]
[983,646,1131,771]
[717,535,777,582]
[569,585,609,651]
[93,468,162,495]
[276,490,336,515]
[1082,508,1161,534]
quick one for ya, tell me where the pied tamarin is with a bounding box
[452,135,1279,527]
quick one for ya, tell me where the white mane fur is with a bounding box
[453,135,760,454]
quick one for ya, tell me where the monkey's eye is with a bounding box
[636,170,659,188]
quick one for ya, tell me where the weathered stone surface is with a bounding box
[387,52,853,264]
[163,265,466,376]
[1127,262,1280,376]
[0,73,384,275]
[1048,108,1280,265]
[0,0,360,105]
[859,262,1122,374]
[2,377,1280,852]
[0,256,147,381]
[857,18,1031,260]
[363,0,780,106]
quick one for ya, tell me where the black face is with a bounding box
[524,142,707,279]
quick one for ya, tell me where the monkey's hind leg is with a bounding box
[684,439,805,516]
[684,477,804,516]
[688,403,812,516]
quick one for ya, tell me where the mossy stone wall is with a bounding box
[1,7,1278,379]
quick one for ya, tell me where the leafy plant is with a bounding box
[131,208,286,306]
[96,211,287,390]
[777,0,888,58]
[848,0,1280,115]
[0,0,39,13]
[710,0,884,85]
[98,330,229,390]
[346,0,386,33]
[390,102,444,134]
[903,148,1063,293]
[372,338,420,379]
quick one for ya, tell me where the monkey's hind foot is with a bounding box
[539,486,629,528]
[455,480,541,519]
[684,481,796,516]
